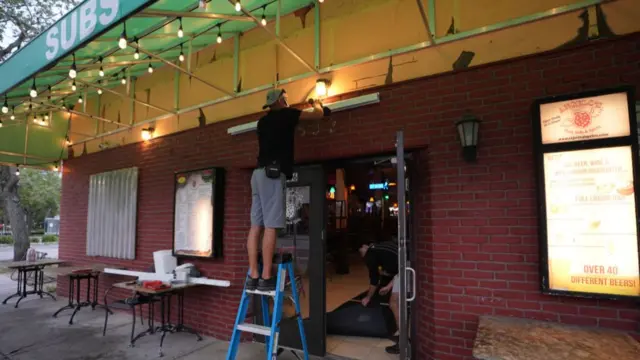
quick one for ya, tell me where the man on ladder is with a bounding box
[226,89,330,360]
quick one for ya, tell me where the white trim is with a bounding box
[227,92,381,136]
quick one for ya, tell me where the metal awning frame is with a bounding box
[0,0,613,168]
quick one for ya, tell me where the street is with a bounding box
[0,244,58,261]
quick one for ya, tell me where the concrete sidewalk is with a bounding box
[0,275,346,360]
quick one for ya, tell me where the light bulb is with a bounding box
[261,15,267,26]
[30,79,37,98]
[72,82,77,91]
[178,28,184,38]
[0,120,3,128]
[53,164,59,171]
[235,1,241,12]
[141,128,153,141]
[119,35,127,49]
[179,53,185,62]
[148,64,154,74]
[44,114,49,121]
[99,67,104,77]
[65,136,72,146]
[78,97,83,104]
[134,50,140,60]
[10,114,15,120]
[15,167,20,176]
[69,68,77,79]
[217,33,222,44]
[121,78,127,85]
[319,0,324,3]
[1,105,7,114]
[97,89,103,95]
[199,0,206,9]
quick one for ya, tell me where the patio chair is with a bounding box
[102,284,158,343]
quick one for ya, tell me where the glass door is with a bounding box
[254,165,327,357]
[396,131,415,360]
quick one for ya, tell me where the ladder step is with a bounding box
[246,289,276,297]
[237,323,272,336]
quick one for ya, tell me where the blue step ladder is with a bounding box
[226,252,309,360]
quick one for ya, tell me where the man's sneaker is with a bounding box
[258,277,277,292]
[246,275,259,291]
[385,343,400,355]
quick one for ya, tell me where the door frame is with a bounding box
[252,164,327,357]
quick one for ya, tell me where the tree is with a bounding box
[0,166,30,260]
[18,168,61,231]
[1,0,79,259]
[0,0,79,61]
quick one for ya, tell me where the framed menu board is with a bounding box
[172,167,225,258]
[533,86,640,299]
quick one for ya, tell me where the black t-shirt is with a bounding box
[256,107,301,179]
[364,241,399,286]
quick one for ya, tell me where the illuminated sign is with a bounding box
[369,182,389,190]
[534,87,640,299]
[543,147,639,296]
[173,167,225,258]
[539,92,631,145]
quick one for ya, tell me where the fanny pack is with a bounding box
[265,161,281,179]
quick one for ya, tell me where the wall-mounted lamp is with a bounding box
[455,113,480,162]
[315,78,331,98]
[141,127,155,141]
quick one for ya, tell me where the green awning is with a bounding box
[0,0,314,169]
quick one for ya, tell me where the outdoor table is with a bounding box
[112,281,203,356]
[51,264,113,325]
[1,259,66,308]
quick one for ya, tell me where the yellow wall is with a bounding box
[70,0,640,155]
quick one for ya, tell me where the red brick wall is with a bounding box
[59,33,640,359]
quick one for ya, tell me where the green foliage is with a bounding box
[0,236,13,244]
[41,235,58,243]
[0,0,80,61]
[29,236,40,243]
[18,168,61,229]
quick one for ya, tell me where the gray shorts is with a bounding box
[250,168,286,229]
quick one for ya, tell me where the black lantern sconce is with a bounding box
[456,113,480,162]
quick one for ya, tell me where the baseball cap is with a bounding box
[262,89,285,109]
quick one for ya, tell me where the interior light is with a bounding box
[319,0,324,3]
[69,53,77,79]
[235,1,241,12]
[134,49,140,60]
[315,78,330,97]
[179,44,185,62]
[78,97,83,104]
[148,64,154,74]
[15,166,20,176]
[217,26,222,44]
[121,72,127,85]
[10,106,15,120]
[97,88,103,95]
[30,78,38,98]
[118,24,128,49]
[71,81,77,91]
[98,57,105,77]
[141,127,154,141]
[1,96,8,114]
[178,17,184,38]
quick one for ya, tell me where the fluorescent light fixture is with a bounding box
[227,92,380,136]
